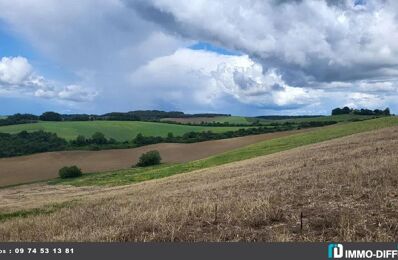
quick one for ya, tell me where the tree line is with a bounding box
[0,131,67,157]
[1,107,391,127]
[0,110,231,126]
[332,106,390,116]
[0,113,39,126]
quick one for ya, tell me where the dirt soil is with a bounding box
[0,129,310,187]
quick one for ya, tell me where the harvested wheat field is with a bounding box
[0,126,397,241]
[0,128,312,187]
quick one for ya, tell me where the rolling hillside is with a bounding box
[0,124,397,241]
[0,121,249,141]
[0,128,310,187]
[1,117,396,187]
[50,116,398,187]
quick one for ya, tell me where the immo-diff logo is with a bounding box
[329,244,344,259]
[328,243,398,259]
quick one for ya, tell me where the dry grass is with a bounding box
[0,127,397,241]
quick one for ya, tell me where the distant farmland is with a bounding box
[0,128,311,187]
[0,121,250,141]
[249,114,378,124]
[0,117,394,188]
[161,116,250,124]
[162,114,378,125]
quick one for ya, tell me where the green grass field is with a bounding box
[0,121,249,141]
[51,116,398,187]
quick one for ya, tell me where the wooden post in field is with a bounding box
[300,212,303,232]
[214,203,218,224]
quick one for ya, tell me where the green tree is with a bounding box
[166,132,174,141]
[91,132,107,144]
[39,111,62,121]
[75,135,87,146]
[133,133,145,145]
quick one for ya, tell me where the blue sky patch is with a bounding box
[0,23,77,83]
[189,41,241,56]
[354,0,366,6]
[0,22,38,59]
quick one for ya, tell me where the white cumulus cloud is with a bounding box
[129,48,320,112]
[0,56,96,103]
[0,56,32,85]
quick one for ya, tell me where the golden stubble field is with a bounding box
[0,126,397,242]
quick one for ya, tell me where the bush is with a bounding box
[91,132,107,144]
[72,135,87,146]
[59,166,82,179]
[136,150,162,167]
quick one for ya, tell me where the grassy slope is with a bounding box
[0,121,249,141]
[52,116,398,187]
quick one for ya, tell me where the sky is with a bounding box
[0,0,398,116]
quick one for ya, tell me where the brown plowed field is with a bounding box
[0,129,311,187]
